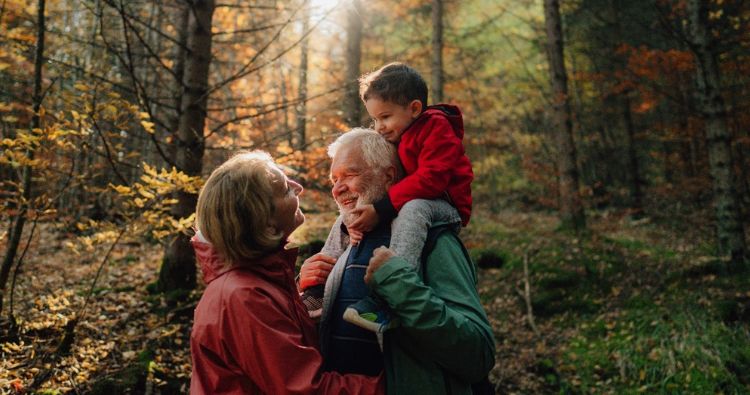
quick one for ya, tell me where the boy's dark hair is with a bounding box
[359,62,428,108]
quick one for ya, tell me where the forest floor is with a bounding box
[1,204,749,394]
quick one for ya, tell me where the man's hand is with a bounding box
[299,253,336,290]
[364,246,395,285]
[348,204,379,233]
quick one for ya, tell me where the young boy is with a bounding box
[301,62,473,333]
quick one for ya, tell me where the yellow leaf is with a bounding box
[112,185,132,194]
[138,189,155,199]
[141,121,155,134]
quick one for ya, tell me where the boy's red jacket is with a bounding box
[374,104,473,226]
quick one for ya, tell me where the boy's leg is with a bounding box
[389,199,461,269]
[344,199,460,334]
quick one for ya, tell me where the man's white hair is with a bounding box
[328,128,399,173]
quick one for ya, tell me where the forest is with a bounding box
[1,0,749,393]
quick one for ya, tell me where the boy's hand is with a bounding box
[348,204,379,233]
[299,253,336,290]
[348,228,364,246]
[364,246,395,285]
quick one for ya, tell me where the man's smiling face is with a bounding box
[329,145,387,223]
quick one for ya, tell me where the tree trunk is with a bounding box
[293,0,310,150]
[343,0,362,127]
[687,0,747,268]
[157,0,215,292]
[1,0,45,316]
[170,1,190,164]
[622,93,643,213]
[543,0,586,231]
[431,0,444,103]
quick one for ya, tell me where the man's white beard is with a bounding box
[338,181,387,227]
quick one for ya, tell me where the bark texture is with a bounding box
[688,0,747,267]
[343,0,362,127]
[293,1,310,150]
[543,0,586,231]
[158,0,216,292]
[431,0,444,103]
[1,0,45,315]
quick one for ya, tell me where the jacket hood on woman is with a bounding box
[189,234,383,395]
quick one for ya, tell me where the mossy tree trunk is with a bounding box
[687,0,747,268]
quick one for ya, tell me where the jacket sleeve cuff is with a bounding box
[373,196,397,223]
[370,256,410,292]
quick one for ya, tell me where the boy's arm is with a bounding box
[374,115,465,222]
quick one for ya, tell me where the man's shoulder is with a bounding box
[422,226,469,265]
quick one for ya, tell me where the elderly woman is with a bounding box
[189,151,383,394]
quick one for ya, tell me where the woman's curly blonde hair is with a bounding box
[195,150,285,265]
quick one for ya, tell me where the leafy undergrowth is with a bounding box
[0,225,195,394]
[466,208,750,394]
[1,207,748,394]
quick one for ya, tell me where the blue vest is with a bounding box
[325,223,390,376]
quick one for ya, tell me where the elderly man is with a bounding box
[301,128,495,394]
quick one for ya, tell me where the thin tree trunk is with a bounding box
[280,66,291,145]
[687,0,747,268]
[1,0,45,316]
[543,0,585,231]
[167,0,190,164]
[293,1,310,150]
[622,93,643,213]
[431,0,444,103]
[158,0,215,292]
[343,0,362,127]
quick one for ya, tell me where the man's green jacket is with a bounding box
[321,228,496,395]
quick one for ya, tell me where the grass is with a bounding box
[561,306,750,394]
[465,208,750,394]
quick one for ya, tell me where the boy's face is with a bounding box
[364,97,422,143]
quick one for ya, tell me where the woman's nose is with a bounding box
[290,180,303,195]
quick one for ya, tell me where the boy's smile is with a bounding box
[364,97,422,143]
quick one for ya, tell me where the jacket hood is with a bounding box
[424,104,464,139]
[191,233,298,285]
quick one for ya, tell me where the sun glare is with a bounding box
[309,0,346,12]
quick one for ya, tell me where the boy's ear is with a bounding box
[408,99,423,118]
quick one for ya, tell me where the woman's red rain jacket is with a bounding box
[189,237,383,394]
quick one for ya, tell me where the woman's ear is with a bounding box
[408,99,423,118]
